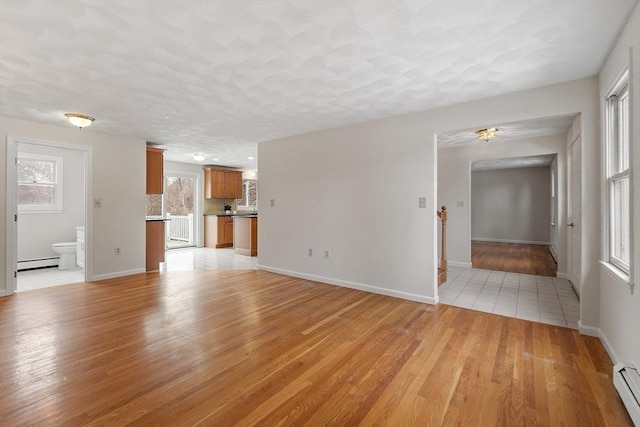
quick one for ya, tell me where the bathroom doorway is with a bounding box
[6,137,91,293]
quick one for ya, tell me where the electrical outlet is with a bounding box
[94,198,102,208]
[457,200,464,207]
[324,250,330,259]
[115,247,121,255]
[270,199,275,207]
[308,248,313,257]
[418,197,426,208]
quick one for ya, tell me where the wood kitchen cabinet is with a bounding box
[146,220,165,271]
[146,147,164,194]
[204,215,234,248]
[204,167,242,199]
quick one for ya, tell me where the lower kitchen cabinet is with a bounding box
[204,215,234,248]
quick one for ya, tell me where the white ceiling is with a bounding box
[0,1,637,169]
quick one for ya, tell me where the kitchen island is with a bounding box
[233,215,257,256]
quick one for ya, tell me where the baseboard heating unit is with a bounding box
[18,257,58,271]
[614,363,640,425]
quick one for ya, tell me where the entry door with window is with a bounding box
[165,176,195,249]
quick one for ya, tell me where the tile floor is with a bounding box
[438,266,580,329]
[17,267,85,292]
[161,247,258,272]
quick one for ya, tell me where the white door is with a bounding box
[567,134,582,296]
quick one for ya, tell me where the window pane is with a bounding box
[18,183,55,206]
[617,91,629,172]
[611,176,629,265]
[237,180,258,208]
[18,158,55,183]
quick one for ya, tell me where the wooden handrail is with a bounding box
[437,206,447,285]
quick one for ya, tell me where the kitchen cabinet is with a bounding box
[204,215,234,248]
[146,147,164,194]
[204,167,242,199]
[146,220,165,271]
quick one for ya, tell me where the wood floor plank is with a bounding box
[0,270,632,426]
[472,241,557,276]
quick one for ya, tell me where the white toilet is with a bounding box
[51,242,77,270]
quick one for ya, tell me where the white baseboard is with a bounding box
[448,261,473,268]
[578,321,600,337]
[18,257,58,270]
[557,272,569,279]
[91,268,146,282]
[599,329,621,365]
[472,238,550,246]
[257,265,438,305]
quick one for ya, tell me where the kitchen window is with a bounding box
[605,71,630,274]
[236,179,258,211]
[17,153,63,212]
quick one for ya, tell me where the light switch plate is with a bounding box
[418,197,426,208]
[457,200,464,207]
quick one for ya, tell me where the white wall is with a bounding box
[164,160,205,247]
[471,166,551,244]
[439,134,567,272]
[17,143,85,262]
[1,116,146,295]
[598,3,640,371]
[259,77,598,311]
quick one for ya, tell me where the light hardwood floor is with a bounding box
[0,270,631,426]
[472,241,558,277]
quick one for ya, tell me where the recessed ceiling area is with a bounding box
[0,1,636,169]
[437,115,576,149]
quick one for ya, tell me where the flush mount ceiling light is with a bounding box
[475,128,499,142]
[65,112,95,129]
[193,153,205,161]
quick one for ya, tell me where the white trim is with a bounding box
[600,260,634,293]
[472,238,550,245]
[91,268,146,282]
[599,329,622,365]
[448,261,473,268]
[578,321,600,337]
[557,271,570,280]
[257,264,438,305]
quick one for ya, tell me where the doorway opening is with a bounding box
[165,175,195,249]
[470,155,557,277]
[6,137,91,293]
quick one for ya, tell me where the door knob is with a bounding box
[567,222,574,227]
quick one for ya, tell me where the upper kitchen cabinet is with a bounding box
[146,147,165,194]
[204,167,242,199]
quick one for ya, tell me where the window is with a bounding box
[236,180,258,210]
[17,153,63,212]
[605,73,630,273]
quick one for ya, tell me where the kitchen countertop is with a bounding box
[145,217,171,222]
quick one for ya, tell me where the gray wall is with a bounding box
[471,166,551,244]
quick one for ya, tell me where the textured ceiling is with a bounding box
[0,1,637,169]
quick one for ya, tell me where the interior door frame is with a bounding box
[5,136,93,294]
[567,132,582,296]
[164,169,201,248]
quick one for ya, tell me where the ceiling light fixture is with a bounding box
[475,128,499,142]
[193,153,205,161]
[248,156,255,160]
[65,112,95,129]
